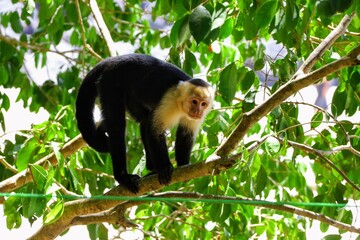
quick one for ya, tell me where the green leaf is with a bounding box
[189,6,212,43]
[6,211,22,229]
[10,12,23,33]
[1,93,10,111]
[345,86,358,116]
[331,86,346,116]
[219,62,237,105]
[0,112,5,132]
[70,29,81,46]
[97,223,109,239]
[4,196,22,229]
[311,111,323,129]
[254,44,265,71]
[240,69,255,94]
[16,138,40,171]
[30,165,48,191]
[255,165,267,195]
[210,203,231,222]
[251,152,261,177]
[0,65,9,84]
[255,1,278,28]
[219,18,234,39]
[322,234,341,240]
[243,15,258,40]
[44,201,64,224]
[265,137,280,156]
[185,49,197,69]
[170,14,190,47]
[317,0,336,17]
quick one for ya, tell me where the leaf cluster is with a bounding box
[1,0,360,239]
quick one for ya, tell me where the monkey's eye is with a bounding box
[192,99,198,105]
[201,102,207,107]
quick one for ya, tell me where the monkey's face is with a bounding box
[185,97,211,120]
[177,82,213,121]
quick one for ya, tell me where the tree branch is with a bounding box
[147,192,360,234]
[297,13,355,75]
[74,0,102,60]
[216,14,360,156]
[88,0,117,57]
[0,157,17,174]
[71,204,137,228]
[29,156,237,240]
[30,189,360,239]
[287,140,360,193]
[318,143,360,158]
[0,135,86,193]
[0,34,78,62]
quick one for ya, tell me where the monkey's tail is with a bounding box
[75,73,109,153]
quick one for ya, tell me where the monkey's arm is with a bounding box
[175,125,195,166]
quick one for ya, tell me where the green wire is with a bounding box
[0,192,353,208]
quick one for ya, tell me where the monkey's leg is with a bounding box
[99,84,140,194]
[175,125,194,166]
[142,118,173,185]
[140,123,154,171]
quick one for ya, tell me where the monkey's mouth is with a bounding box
[188,113,202,119]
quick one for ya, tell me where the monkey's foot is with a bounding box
[118,174,141,194]
[157,165,174,185]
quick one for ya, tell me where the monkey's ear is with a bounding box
[178,80,186,85]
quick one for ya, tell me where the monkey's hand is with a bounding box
[116,173,141,194]
[157,164,174,185]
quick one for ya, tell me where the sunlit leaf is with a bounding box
[219,62,237,104]
[311,111,323,129]
[44,201,64,224]
[255,1,278,28]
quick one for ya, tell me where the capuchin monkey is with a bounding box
[75,54,213,194]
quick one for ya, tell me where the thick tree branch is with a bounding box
[30,189,360,239]
[0,135,86,193]
[29,156,237,240]
[216,14,360,156]
[71,204,137,228]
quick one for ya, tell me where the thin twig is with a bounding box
[74,0,102,60]
[287,140,360,193]
[0,34,78,62]
[297,13,355,75]
[0,158,17,174]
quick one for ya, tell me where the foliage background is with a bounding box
[1,0,360,239]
